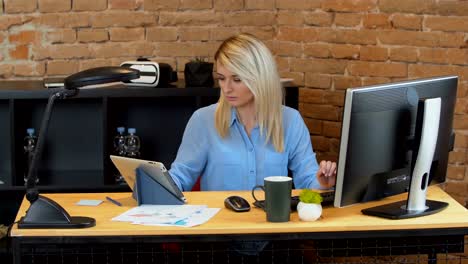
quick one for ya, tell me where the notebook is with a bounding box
[110,155,186,204]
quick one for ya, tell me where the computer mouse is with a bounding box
[224,195,251,212]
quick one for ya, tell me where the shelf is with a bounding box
[0,100,11,187]
[0,183,131,193]
[13,99,105,186]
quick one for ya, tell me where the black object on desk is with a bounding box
[18,67,139,229]
[224,196,251,212]
[253,191,335,211]
[106,196,122,207]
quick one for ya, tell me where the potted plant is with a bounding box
[297,189,323,221]
[184,57,214,87]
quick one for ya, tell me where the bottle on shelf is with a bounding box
[125,128,141,158]
[113,127,127,157]
[113,126,126,184]
[23,128,38,184]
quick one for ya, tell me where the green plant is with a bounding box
[299,189,323,204]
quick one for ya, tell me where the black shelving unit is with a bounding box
[0,100,11,187]
[0,80,298,225]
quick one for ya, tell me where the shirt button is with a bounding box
[250,170,254,173]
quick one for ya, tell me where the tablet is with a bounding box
[110,155,186,202]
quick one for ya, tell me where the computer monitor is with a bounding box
[334,76,457,219]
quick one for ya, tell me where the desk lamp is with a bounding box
[18,66,140,228]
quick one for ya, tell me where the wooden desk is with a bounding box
[10,186,468,264]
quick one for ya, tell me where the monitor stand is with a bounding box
[362,97,448,219]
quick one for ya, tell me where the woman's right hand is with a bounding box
[316,160,337,189]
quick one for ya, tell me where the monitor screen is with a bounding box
[334,76,457,209]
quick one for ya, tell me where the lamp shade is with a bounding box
[64,66,140,89]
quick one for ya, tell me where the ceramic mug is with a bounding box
[252,176,292,222]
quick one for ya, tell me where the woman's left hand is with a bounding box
[316,160,337,189]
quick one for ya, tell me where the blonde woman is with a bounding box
[169,33,336,192]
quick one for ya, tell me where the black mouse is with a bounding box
[224,196,251,212]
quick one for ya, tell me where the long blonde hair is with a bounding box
[214,33,284,152]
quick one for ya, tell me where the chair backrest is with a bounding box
[191,177,201,191]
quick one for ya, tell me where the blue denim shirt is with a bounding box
[169,104,321,191]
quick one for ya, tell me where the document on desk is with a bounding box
[112,205,220,227]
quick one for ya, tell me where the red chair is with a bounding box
[191,177,201,191]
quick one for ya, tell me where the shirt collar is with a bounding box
[230,107,238,127]
[230,108,260,129]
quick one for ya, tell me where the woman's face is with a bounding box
[215,63,254,109]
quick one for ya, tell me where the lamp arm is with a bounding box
[25,89,78,203]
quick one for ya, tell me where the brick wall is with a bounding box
[0,0,467,206]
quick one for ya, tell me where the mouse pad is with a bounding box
[253,196,300,211]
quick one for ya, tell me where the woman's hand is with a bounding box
[316,160,337,189]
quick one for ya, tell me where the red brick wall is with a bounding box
[0,0,467,206]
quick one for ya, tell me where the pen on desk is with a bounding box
[106,196,122,206]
